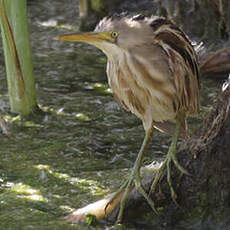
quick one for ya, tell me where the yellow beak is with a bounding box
[55,32,105,43]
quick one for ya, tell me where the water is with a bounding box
[0,1,226,229]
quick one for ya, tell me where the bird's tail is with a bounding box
[154,120,188,140]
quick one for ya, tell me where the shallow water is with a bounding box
[0,1,226,230]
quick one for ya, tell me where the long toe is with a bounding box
[134,176,157,213]
[171,153,190,175]
[105,179,131,214]
[117,171,157,223]
[149,160,167,194]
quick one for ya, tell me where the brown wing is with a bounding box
[151,17,200,118]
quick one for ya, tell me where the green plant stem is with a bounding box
[0,0,37,116]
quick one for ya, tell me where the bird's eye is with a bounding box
[110,31,119,38]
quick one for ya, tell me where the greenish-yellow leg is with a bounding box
[105,126,155,224]
[116,126,156,223]
[150,116,189,202]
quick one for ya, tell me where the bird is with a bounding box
[56,13,200,223]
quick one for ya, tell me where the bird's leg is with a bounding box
[116,126,156,223]
[150,115,189,202]
[105,126,155,224]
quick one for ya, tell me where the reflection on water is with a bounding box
[0,0,225,229]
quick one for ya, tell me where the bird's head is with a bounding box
[55,14,154,57]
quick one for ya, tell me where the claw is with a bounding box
[116,171,156,224]
[149,117,190,205]
[171,154,191,176]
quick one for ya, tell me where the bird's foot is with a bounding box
[150,150,189,204]
[105,168,156,224]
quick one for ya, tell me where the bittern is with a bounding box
[56,13,200,223]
